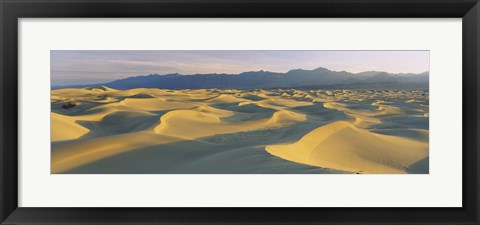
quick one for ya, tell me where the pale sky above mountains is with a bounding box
[51,50,429,86]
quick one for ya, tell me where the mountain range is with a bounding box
[53,67,429,90]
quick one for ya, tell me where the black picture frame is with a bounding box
[1,0,479,224]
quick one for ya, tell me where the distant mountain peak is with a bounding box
[312,67,330,72]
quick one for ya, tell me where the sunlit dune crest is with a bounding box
[51,87,429,174]
[51,112,89,142]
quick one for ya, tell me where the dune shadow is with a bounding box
[289,103,348,121]
[76,111,162,138]
[407,157,429,174]
[378,115,429,130]
[210,102,277,122]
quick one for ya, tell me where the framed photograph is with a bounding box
[1,0,479,224]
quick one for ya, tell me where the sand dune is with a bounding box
[51,112,89,142]
[51,131,186,173]
[205,94,247,103]
[51,88,429,174]
[265,121,428,174]
[153,106,306,139]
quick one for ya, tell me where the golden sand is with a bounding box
[51,87,429,174]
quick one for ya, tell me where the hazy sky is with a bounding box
[51,50,429,86]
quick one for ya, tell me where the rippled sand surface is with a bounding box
[51,87,429,174]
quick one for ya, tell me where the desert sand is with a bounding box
[51,87,429,174]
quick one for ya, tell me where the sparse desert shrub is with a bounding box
[62,101,77,109]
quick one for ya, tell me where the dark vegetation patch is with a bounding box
[62,101,77,109]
